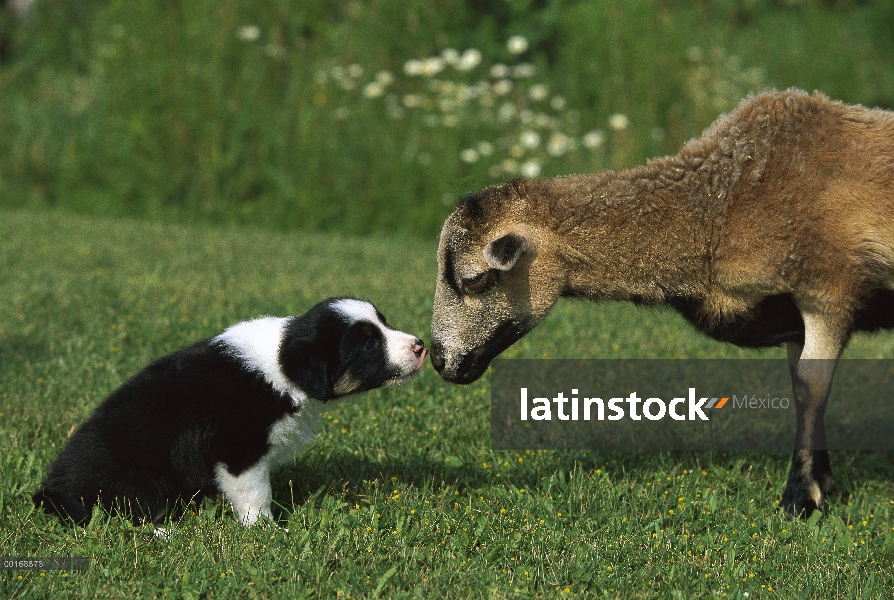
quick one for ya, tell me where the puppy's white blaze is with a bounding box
[331,299,421,376]
[331,298,380,324]
[214,317,308,406]
[214,461,273,526]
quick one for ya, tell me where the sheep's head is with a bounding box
[430,181,564,384]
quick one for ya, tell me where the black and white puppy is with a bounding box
[33,298,426,527]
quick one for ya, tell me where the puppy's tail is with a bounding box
[33,487,90,526]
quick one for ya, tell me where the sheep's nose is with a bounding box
[430,342,446,373]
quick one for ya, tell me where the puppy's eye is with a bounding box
[363,339,377,352]
[461,271,491,293]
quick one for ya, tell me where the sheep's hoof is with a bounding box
[781,450,832,518]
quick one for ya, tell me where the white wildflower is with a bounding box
[609,113,630,130]
[346,64,363,78]
[457,48,482,71]
[402,94,423,108]
[498,103,516,122]
[520,130,540,149]
[547,132,573,156]
[477,141,494,156]
[490,63,511,79]
[512,63,536,78]
[501,159,518,174]
[403,59,423,76]
[364,82,385,98]
[528,84,548,102]
[520,160,541,178]
[442,114,460,127]
[421,57,445,77]
[236,25,261,42]
[375,70,395,86]
[460,148,479,163]
[507,35,529,55]
[441,48,460,65]
[583,130,605,150]
[550,96,567,111]
[492,79,513,96]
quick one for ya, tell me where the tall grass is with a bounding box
[2,0,894,237]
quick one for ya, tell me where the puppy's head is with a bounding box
[279,298,426,401]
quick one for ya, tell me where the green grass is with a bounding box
[2,208,893,598]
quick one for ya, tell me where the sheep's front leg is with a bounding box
[781,314,843,517]
[214,462,273,526]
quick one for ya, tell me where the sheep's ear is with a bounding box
[483,231,529,271]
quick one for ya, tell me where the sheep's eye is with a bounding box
[461,271,491,293]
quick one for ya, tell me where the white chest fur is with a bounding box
[264,400,326,467]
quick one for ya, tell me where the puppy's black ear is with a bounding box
[279,321,333,401]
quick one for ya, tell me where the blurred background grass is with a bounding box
[2,0,894,237]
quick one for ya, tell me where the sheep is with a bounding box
[429,89,894,516]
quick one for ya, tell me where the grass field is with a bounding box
[4,1,894,237]
[1,208,893,598]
